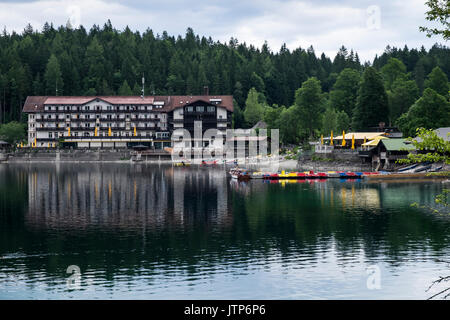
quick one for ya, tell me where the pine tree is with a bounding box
[118,80,132,95]
[329,68,361,117]
[44,54,63,95]
[352,67,389,130]
[243,88,265,127]
[424,66,449,97]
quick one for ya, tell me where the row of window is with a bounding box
[44,105,164,111]
[44,132,170,138]
[38,114,165,120]
[185,106,216,113]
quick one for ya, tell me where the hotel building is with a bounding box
[22,95,233,149]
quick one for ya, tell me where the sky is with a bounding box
[0,0,446,62]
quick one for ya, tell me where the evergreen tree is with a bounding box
[243,88,265,127]
[44,54,63,95]
[424,66,449,97]
[380,57,407,90]
[336,111,351,132]
[118,80,133,95]
[397,88,450,137]
[321,105,337,135]
[294,77,323,139]
[388,78,419,123]
[352,67,389,130]
[329,68,361,117]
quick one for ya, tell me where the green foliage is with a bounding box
[435,189,449,207]
[329,68,361,117]
[352,67,389,130]
[336,110,350,132]
[118,80,133,96]
[381,58,407,91]
[397,128,450,164]
[396,88,450,137]
[243,88,265,127]
[424,66,449,97]
[278,106,301,144]
[294,77,324,138]
[388,78,419,123]
[44,54,63,95]
[321,105,337,135]
[264,105,283,130]
[419,0,450,40]
[232,99,245,129]
[0,121,27,144]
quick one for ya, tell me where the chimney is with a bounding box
[203,86,209,96]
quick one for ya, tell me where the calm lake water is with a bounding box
[0,163,449,299]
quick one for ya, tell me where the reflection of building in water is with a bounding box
[26,165,232,230]
[310,180,443,210]
[310,181,382,209]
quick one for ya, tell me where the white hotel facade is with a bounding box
[22,95,233,149]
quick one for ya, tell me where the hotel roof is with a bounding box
[23,95,234,113]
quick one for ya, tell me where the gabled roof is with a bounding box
[23,95,234,113]
[163,95,233,112]
[381,138,416,151]
[22,96,48,112]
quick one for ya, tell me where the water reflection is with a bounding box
[0,163,449,299]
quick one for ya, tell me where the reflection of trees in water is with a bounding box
[0,164,449,284]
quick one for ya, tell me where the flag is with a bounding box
[134,126,137,137]
[342,131,346,147]
[330,131,333,146]
[320,134,323,145]
[108,127,112,137]
[351,134,355,150]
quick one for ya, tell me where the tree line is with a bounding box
[0,21,449,144]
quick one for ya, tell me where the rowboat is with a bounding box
[230,168,251,181]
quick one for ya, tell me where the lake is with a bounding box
[0,163,449,299]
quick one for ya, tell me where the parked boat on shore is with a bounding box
[230,168,251,181]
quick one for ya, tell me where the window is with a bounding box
[49,132,53,138]
[196,106,204,112]
[186,106,193,112]
[207,106,215,113]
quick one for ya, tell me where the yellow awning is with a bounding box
[361,136,388,147]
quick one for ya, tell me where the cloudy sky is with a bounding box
[0,0,445,62]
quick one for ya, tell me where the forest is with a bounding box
[0,20,449,144]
